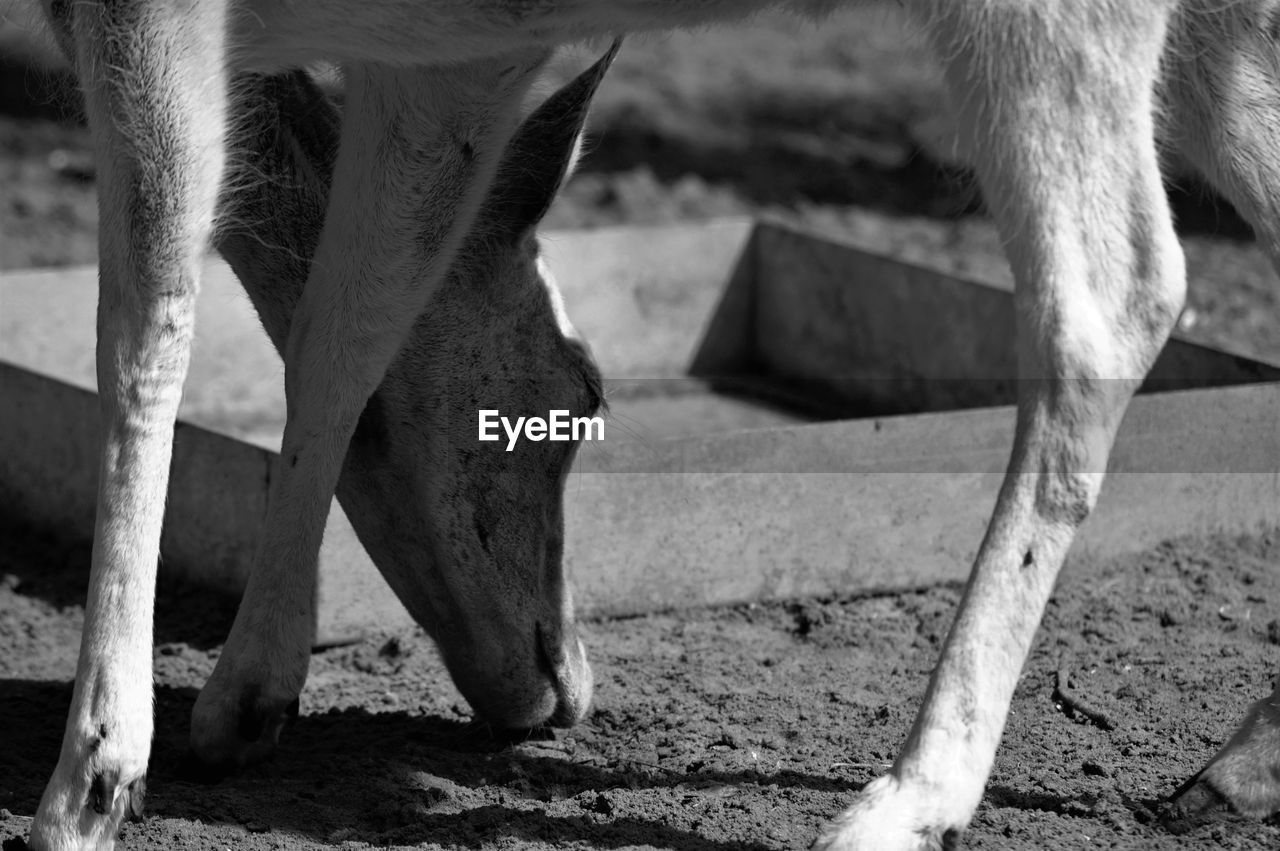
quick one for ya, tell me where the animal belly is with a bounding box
[231,0,850,72]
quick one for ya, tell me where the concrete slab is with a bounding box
[0,360,376,643]
[542,219,755,380]
[694,221,1280,415]
[0,259,286,447]
[0,220,764,447]
[3,220,1278,641]
[566,384,1280,611]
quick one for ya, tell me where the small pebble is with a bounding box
[1082,760,1110,778]
[1267,619,1280,646]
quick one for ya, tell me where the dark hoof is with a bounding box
[236,692,300,748]
[192,690,301,770]
[87,770,147,820]
[1161,773,1232,834]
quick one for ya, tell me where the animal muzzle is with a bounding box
[444,619,593,730]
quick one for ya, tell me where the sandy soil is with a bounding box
[2,522,1279,850]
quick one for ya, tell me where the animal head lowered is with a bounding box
[217,44,621,729]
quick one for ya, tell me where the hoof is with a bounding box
[29,764,147,851]
[190,684,300,769]
[813,775,965,851]
[1161,694,1280,833]
[1161,765,1280,834]
[89,771,146,822]
[1161,772,1233,834]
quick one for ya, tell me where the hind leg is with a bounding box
[817,3,1184,848]
[28,1,229,848]
[1157,0,1280,827]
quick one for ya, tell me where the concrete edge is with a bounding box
[5,356,1278,631]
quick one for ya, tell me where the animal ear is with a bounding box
[483,39,622,241]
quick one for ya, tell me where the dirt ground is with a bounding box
[1,523,1279,850]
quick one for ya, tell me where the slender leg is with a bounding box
[1158,1,1280,825]
[189,51,550,766]
[29,1,229,848]
[817,3,1184,848]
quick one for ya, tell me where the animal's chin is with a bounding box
[458,673,569,730]
[444,628,594,730]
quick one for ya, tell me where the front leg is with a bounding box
[817,3,1185,848]
[29,0,229,848]
[188,52,550,767]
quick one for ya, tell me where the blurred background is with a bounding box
[1,2,1276,360]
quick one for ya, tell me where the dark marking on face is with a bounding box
[1022,550,1034,568]
[288,453,299,469]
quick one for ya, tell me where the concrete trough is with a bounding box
[2,219,1278,643]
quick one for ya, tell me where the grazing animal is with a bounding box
[25,0,1280,849]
